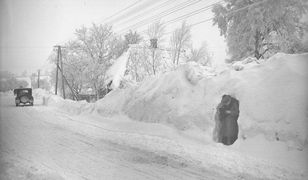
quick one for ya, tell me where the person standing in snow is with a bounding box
[217,95,239,145]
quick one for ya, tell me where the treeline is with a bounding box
[0,71,28,92]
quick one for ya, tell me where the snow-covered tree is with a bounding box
[0,71,28,91]
[48,40,88,97]
[186,42,213,66]
[212,0,308,61]
[74,24,124,99]
[61,41,87,95]
[170,21,192,65]
[124,30,142,50]
[127,44,151,82]
[146,22,165,75]
[147,21,165,44]
[111,36,126,59]
[49,23,126,100]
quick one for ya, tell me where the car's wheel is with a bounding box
[30,102,33,106]
[16,103,19,107]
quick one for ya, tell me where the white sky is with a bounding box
[0,0,227,75]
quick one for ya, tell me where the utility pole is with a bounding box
[37,69,40,88]
[59,47,66,99]
[54,45,77,100]
[56,65,78,101]
[152,49,156,75]
[150,38,158,75]
[55,45,60,95]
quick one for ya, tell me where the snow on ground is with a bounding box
[1,150,65,180]
[1,93,258,180]
[27,53,308,179]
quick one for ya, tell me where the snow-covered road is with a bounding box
[0,94,244,180]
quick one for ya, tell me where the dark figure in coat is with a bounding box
[218,95,239,145]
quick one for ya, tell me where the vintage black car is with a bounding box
[13,88,34,106]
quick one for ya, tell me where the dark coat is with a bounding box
[218,97,239,145]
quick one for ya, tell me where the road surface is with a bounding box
[1,93,252,180]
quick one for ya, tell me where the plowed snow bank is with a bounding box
[95,53,308,149]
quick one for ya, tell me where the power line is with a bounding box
[48,1,145,52]
[117,0,200,33]
[164,1,224,25]
[164,0,269,35]
[116,0,176,26]
[117,0,225,35]
[107,1,170,25]
[225,0,269,16]
[100,0,143,24]
[189,0,269,27]
[134,0,223,35]
[117,0,204,34]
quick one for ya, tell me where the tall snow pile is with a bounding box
[33,88,94,114]
[106,51,129,89]
[231,56,263,71]
[96,53,308,149]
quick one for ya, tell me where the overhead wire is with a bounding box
[164,0,224,25]
[117,0,200,33]
[162,0,269,35]
[100,0,143,24]
[120,0,270,36]
[115,0,175,26]
[118,0,226,35]
[133,0,223,35]
[117,0,204,33]
[188,0,269,28]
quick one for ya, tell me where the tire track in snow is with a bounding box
[1,95,236,180]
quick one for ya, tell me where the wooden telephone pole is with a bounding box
[37,69,40,88]
[55,46,60,95]
[150,38,158,75]
[59,47,66,99]
[54,45,78,100]
[54,45,65,99]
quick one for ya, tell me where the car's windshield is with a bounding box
[20,90,29,94]
[16,89,31,96]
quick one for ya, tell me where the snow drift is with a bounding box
[35,53,308,179]
[96,53,308,149]
[106,51,129,89]
[38,53,308,149]
[33,88,94,114]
